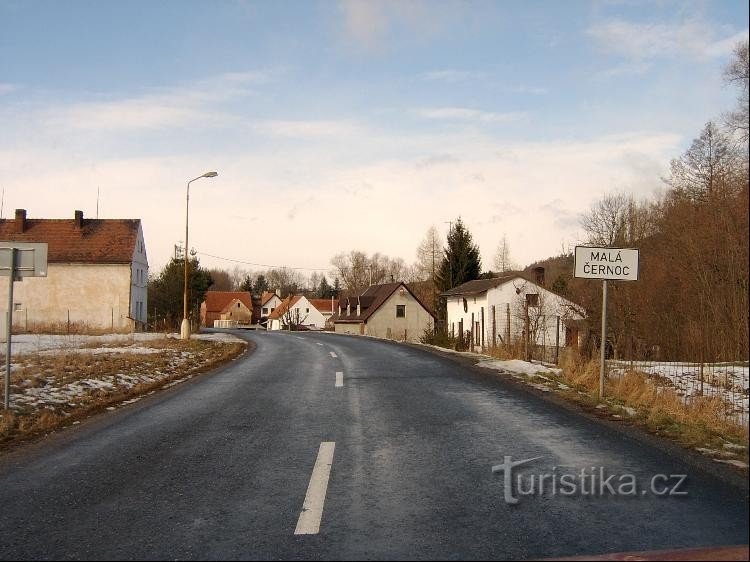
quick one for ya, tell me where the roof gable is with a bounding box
[204,291,253,313]
[334,282,436,322]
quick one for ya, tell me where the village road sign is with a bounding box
[0,242,48,278]
[574,246,639,281]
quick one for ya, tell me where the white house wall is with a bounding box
[130,223,149,325]
[447,277,584,349]
[0,263,134,331]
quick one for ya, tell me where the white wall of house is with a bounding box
[130,224,148,326]
[0,263,134,331]
[446,277,584,349]
[288,296,327,329]
[261,295,282,317]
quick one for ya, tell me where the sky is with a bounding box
[1,0,747,277]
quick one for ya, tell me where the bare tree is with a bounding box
[667,121,741,201]
[282,305,308,331]
[723,40,749,143]
[493,233,517,272]
[416,225,441,281]
[580,192,653,246]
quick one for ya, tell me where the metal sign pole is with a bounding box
[599,279,607,399]
[5,248,16,410]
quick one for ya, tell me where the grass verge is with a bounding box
[0,337,247,450]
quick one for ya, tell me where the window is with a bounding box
[396,305,405,318]
[237,303,241,308]
[306,308,310,313]
[263,307,268,315]
[14,303,22,311]
[526,293,539,307]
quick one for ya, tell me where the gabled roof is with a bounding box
[204,291,253,313]
[439,274,521,297]
[332,282,436,323]
[0,210,142,264]
[267,295,302,320]
[308,298,339,314]
[261,291,280,306]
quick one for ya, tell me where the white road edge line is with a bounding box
[335,372,343,388]
[316,343,324,346]
[294,442,336,535]
[329,351,337,358]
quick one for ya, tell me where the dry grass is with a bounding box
[557,350,749,459]
[0,337,246,449]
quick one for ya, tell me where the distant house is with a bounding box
[200,291,253,328]
[259,291,282,324]
[440,268,585,353]
[331,282,435,342]
[0,208,148,331]
[267,295,339,331]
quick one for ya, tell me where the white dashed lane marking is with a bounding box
[294,442,336,535]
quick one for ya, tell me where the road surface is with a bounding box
[0,330,747,560]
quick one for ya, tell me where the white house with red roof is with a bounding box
[267,295,339,331]
[0,208,148,331]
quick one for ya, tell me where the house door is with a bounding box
[360,323,365,335]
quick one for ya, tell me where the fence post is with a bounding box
[480,307,485,350]
[458,319,463,350]
[492,305,496,349]
[471,312,475,351]
[505,303,511,351]
[555,316,560,365]
[67,309,70,335]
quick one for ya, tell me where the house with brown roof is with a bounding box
[267,295,339,331]
[331,282,435,342]
[0,208,148,331]
[200,291,253,328]
[440,268,586,354]
[259,291,282,323]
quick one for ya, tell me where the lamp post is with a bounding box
[181,171,218,340]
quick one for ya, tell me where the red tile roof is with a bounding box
[267,295,301,320]
[203,291,253,313]
[261,291,279,306]
[308,298,339,313]
[0,211,141,264]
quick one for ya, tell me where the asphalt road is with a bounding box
[0,331,747,560]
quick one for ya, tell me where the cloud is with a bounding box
[416,107,527,123]
[416,154,459,168]
[0,83,18,95]
[421,70,488,83]
[255,119,361,138]
[42,71,270,131]
[587,18,748,61]
[337,0,457,52]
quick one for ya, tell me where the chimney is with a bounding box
[15,209,26,234]
[74,210,84,229]
[275,288,281,297]
[533,266,545,286]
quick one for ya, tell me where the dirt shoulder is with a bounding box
[0,332,249,451]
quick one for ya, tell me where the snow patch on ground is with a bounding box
[8,332,245,356]
[476,359,562,377]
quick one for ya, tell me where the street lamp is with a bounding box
[181,171,218,340]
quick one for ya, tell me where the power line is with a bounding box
[195,250,330,272]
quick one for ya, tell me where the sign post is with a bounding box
[574,246,640,399]
[0,242,48,410]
